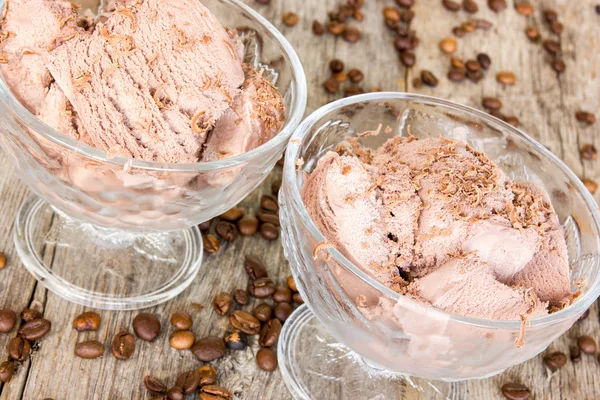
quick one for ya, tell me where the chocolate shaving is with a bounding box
[357,123,382,138]
[191,110,212,134]
[0,52,8,64]
[114,9,136,32]
[58,15,76,29]
[312,242,334,261]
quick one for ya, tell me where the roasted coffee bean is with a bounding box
[394,37,412,51]
[543,39,561,55]
[354,10,364,21]
[570,345,582,362]
[203,234,220,254]
[439,37,457,54]
[166,386,184,400]
[230,311,261,335]
[0,252,6,270]
[259,319,282,347]
[253,304,273,322]
[292,292,304,304]
[0,361,14,383]
[244,255,268,280]
[501,382,530,400]
[256,348,278,372]
[504,116,519,127]
[8,336,31,361]
[543,351,567,370]
[348,69,364,83]
[583,178,598,194]
[18,318,51,341]
[286,275,298,292]
[248,277,276,298]
[327,21,345,36]
[421,70,438,87]
[332,72,348,83]
[329,59,344,74]
[477,53,491,70]
[551,59,566,74]
[462,21,477,32]
[111,331,135,360]
[467,69,484,83]
[581,144,598,161]
[256,209,280,226]
[281,11,299,27]
[215,221,238,242]
[200,385,233,400]
[412,77,423,88]
[132,313,161,342]
[233,289,250,305]
[21,308,42,323]
[170,312,192,330]
[198,365,218,386]
[525,27,539,41]
[144,375,168,395]
[489,110,505,120]
[274,302,293,323]
[343,27,360,43]
[550,21,563,35]
[322,77,339,94]
[496,71,516,85]
[273,286,292,303]
[452,26,466,37]
[399,51,416,67]
[219,207,244,221]
[75,340,104,359]
[465,59,481,72]
[576,111,596,125]
[176,370,201,395]
[191,336,226,362]
[482,97,502,110]
[383,6,401,21]
[463,0,478,13]
[224,330,248,350]
[488,0,507,12]
[213,292,232,316]
[515,2,533,16]
[396,0,414,6]
[170,330,195,350]
[400,10,415,22]
[451,56,465,69]
[0,309,17,333]
[543,9,558,23]
[72,311,101,332]
[447,69,466,82]
[260,195,278,212]
[198,219,212,232]
[442,0,461,11]
[260,223,279,240]
[577,335,597,353]
[238,216,259,236]
[312,20,324,35]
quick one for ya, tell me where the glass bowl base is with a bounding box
[13,196,203,310]
[278,304,467,400]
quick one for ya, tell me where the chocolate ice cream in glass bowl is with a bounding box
[278,93,600,399]
[0,0,306,310]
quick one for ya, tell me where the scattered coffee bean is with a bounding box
[248,277,276,298]
[578,335,597,353]
[200,385,232,400]
[0,252,6,270]
[448,69,466,82]
[144,375,168,395]
[570,345,582,362]
[496,71,516,85]
[482,97,502,110]
[463,0,478,13]
[18,318,51,341]
[256,348,278,372]
[260,223,279,240]
[219,207,244,221]
[543,9,558,23]
[8,336,31,361]
[583,178,598,194]
[230,310,261,335]
[550,21,563,35]
[198,365,218,386]
[396,0,414,6]
[286,275,298,292]
[596,4,600,15]
[259,318,282,347]
[170,312,192,330]
[215,221,238,242]
[322,77,339,94]
[274,302,293,323]
[75,340,104,359]
[439,37,457,54]
[332,72,348,83]
[477,53,491,70]
[170,330,195,350]
[132,313,161,342]
[0,361,14,383]
[576,111,596,125]
[462,21,477,32]
[400,51,416,67]
[543,39,561,55]
[543,351,567,370]
[293,292,304,304]
[253,304,273,322]
[475,18,493,30]
[412,77,423,88]
[525,27,539,41]
[581,144,598,161]
[465,59,481,72]
[504,116,519,127]
[346,86,365,97]
[442,0,461,12]
[421,70,438,87]
[488,0,507,12]
[176,370,201,395]
[72,311,101,332]
[452,26,466,37]
[198,219,211,232]
[191,336,226,362]
[551,59,566,74]
[233,289,250,305]
[329,59,345,74]
[348,69,364,83]
[467,69,484,83]
[515,2,533,16]
[244,255,268,280]
[327,21,345,36]
[273,286,292,303]
[343,27,360,43]
[166,386,184,400]
[0,309,17,333]
[213,292,232,316]
[394,37,412,51]
[111,331,135,360]
[260,195,278,212]
[282,12,299,27]
[312,20,324,35]
[500,382,530,400]
[238,215,259,236]
[203,234,220,254]
[383,6,401,21]
[224,330,248,350]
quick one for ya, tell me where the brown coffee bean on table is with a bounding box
[169,330,196,350]
[312,20,324,35]
[75,340,104,359]
[399,52,416,67]
[442,0,461,12]
[329,59,344,74]
[176,370,201,395]
[253,303,273,322]
[260,223,279,240]
[474,18,493,30]
[198,365,218,386]
[348,69,364,83]
[576,111,596,125]
[327,21,345,36]
[580,144,598,161]
[583,178,598,194]
[166,386,184,400]
[219,207,244,221]
[111,331,135,360]
[488,0,507,12]
[19,318,51,341]
[0,361,14,383]
[259,318,282,347]
[524,27,539,41]
[202,234,220,254]
[515,2,534,16]
[482,97,502,110]
[229,310,261,335]
[256,348,278,372]
[274,302,293,323]
[496,71,516,85]
[286,275,298,292]
[421,70,438,87]
[463,0,478,13]
[144,375,168,395]
[72,311,101,332]
[249,277,276,298]
[191,336,226,362]
[245,255,268,280]
[200,385,233,400]
[260,195,278,212]
[281,12,299,27]
[293,292,304,304]
[238,216,259,236]
[439,37,457,54]
[500,382,530,400]
[0,252,6,270]
[233,289,250,305]
[504,116,519,127]
[198,219,212,232]
[550,21,563,35]
[0,309,17,333]
[577,335,597,353]
[543,351,567,370]
[543,9,558,23]
[213,292,232,316]
[224,330,248,350]
[343,27,360,43]
[543,39,561,55]
[273,286,292,303]
[477,53,491,70]
[570,345,582,362]
[170,312,192,330]
[383,6,401,21]
[465,60,481,72]
[452,26,466,37]
[322,77,339,94]
[462,21,476,33]
[215,221,238,242]
[8,336,32,361]
[467,69,484,83]
[132,313,161,342]
[551,59,566,74]
[448,69,466,82]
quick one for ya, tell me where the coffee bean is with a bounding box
[312,20,324,35]
[322,77,339,94]
[238,216,259,236]
[213,292,232,316]
[18,318,51,341]
[166,386,184,400]
[219,207,244,221]
[412,77,423,88]
[550,21,563,35]
[248,277,276,298]
[111,331,135,360]
[0,361,14,383]
[570,345,582,362]
[256,210,280,226]
[477,53,491,70]
[256,348,278,372]
[260,223,279,240]
[482,97,502,110]
[462,21,477,32]
[259,319,282,347]
[224,330,248,350]
[475,18,493,30]
[281,11,299,27]
[525,27,539,41]
[170,330,195,350]
[176,370,201,395]
[543,9,558,23]
[439,37,457,54]
[191,336,226,362]
[465,60,481,72]
[293,292,304,304]
[233,289,250,305]
[596,5,600,15]
[75,340,104,359]
[421,70,438,87]
[488,0,507,12]
[260,195,278,212]
[273,286,292,303]
[343,27,360,43]
[20,308,42,323]
[332,72,348,83]
[504,116,519,127]
[396,0,414,6]
[489,110,505,120]
[394,37,412,51]
[144,375,168,395]
[551,59,566,74]
[274,302,293,323]
[72,311,101,332]
[327,21,345,36]
[354,10,364,21]
[467,69,484,83]
[169,312,192,330]
[576,111,596,125]
[583,178,598,194]
[442,0,461,12]
[0,252,5,269]
[496,71,516,85]
[383,6,401,21]
[230,311,261,335]
[8,336,31,361]
[515,2,533,16]
[543,351,567,370]
[329,59,345,74]
[399,51,416,67]
[203,234,220,254]
[0,309,17,333]
[401,10,415,22]
[452,27,466,37]
[348,69,364,83]
[500,382,530,400]
[447,69,466,82]
[253,304,273,322]
[581,144,598,161]
[200,385,232,400]
[215,221,238,242]
[244,255,268,280]
[463,0,478,13]
[577,335,597,353]
[132,313,161,342]
[198,365,218,386]
[543,39,561,55]
[286,275,297,292]
[198,219,211,232]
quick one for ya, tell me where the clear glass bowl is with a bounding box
[0,0,306,310]
[278,93,600,398]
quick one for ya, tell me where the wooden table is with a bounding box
[1,0,599,399]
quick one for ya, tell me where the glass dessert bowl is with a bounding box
[278,93,600,399]
[0,0,306,310]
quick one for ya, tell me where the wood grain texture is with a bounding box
[0,0,599,399]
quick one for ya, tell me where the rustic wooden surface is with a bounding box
[0,0,599,399]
